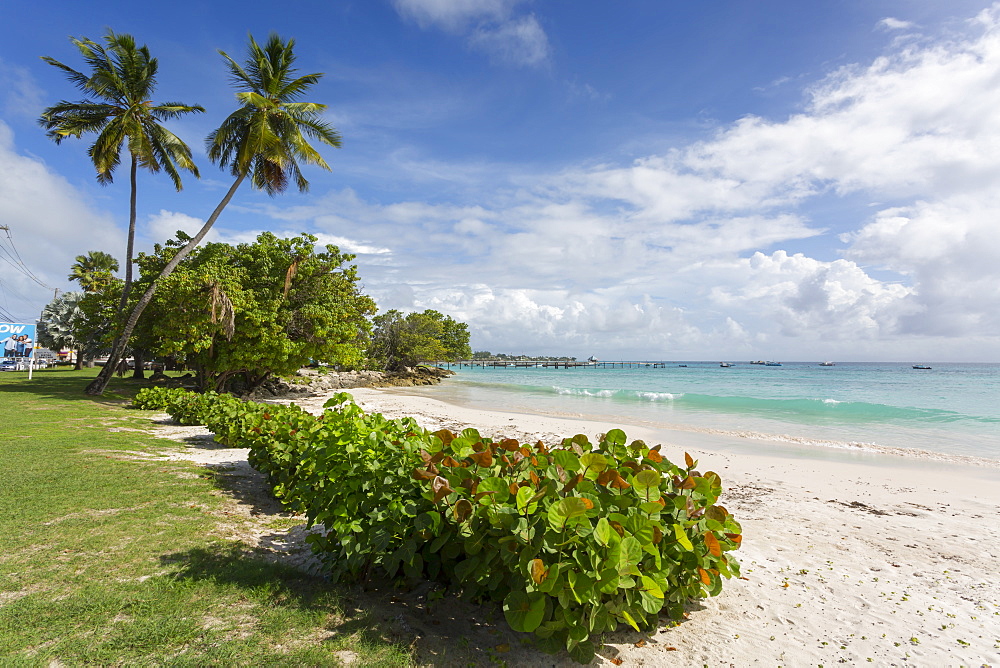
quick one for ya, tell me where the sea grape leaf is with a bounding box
[547,496,590,531]
[469,449,493,467]
[580,452,608,475]
[516,486,540,514]
[604,428,627,447]
[431,476,455,503]
[553,450,581,472]
[704,531,722,557]
[620,610,641,633]
[476,476,510,504]
[568,639,596,664]
[503,591,546,633]
[453,498,473,522]
[594,517,612,547]
[672,524,694,551]
[529,558,548,584]
[640,575,664,599]
[640,590,662,615]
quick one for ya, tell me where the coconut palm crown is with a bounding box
[39,30,204,311]
[85,33,342,396]
[68,250,119,293]
[207,33,341,195]
[39,30,204,189]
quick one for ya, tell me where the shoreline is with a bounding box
[273,386,1000,665]
[369,383,1000,472]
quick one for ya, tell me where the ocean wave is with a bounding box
[553,386,681,402]
[544,385,998,425]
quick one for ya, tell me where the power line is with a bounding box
[0,225,52,290]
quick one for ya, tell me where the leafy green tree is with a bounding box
[133,232,373,392]
[370,309,471,370]
[68,250,119,293]
[40,30,203,309]
[87,32,341,396]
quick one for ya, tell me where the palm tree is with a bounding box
[68,250,119,293]
[39,30,204,310]
[36,292,87,370]
[85,33,341,395]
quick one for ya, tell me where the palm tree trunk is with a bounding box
[85,171,248,396]
[118,154,138,313]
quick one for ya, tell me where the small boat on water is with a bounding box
[750,360,765,365]
[819,361,835,366]
[764,361,782,366]
[677,364,687,367]
[912,364,932,369]
[719,362,733,367]
[587,355,599,363]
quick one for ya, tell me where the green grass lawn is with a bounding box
[0,367,410,666]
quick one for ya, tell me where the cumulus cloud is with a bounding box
[878,17,917,31]
[393,0,517,31]
[0,59,43,118]
[393,0,550,67]
[0,121,120,320]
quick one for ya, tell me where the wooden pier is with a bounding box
[432,360,668,369]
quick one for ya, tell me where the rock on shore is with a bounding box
[248,365,454,399]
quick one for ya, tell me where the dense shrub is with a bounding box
[133,387,743,663]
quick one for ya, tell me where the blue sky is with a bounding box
[2,0,1000,361]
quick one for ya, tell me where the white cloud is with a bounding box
[468,14,549,66]
[0,121,121,320]
[0,59,43,118]
[878,17,917,31]
[145,210,212,246]
[393,0,550,67]
[392,0,517,31]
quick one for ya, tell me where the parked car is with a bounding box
[0,359,21,372]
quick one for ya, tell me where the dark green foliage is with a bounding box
[369,309,472,370]
[137,387,743,663]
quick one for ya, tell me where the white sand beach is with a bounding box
[160,386,1000,666]
[329,387,1000,666]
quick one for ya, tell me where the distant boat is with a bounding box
[764,361,782,366]
[819,361,835,366]
[677,364,687,367]
[750,360,765,365]
[912,364,932,369]
[587,355,599,363]
[719,362,733,367]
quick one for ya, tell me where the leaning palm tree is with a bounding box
[39,30,204,309]
[68,250,120,293]
[85,33,341,395]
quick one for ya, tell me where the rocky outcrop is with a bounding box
[247,365,454,399]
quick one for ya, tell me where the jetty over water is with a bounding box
[432,360,668,369]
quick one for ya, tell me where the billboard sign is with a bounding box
[1,322,37,360]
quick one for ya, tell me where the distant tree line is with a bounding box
[472,352,577,361]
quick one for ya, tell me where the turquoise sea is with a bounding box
[413,362,1000,462]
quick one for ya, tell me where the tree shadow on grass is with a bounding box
[158,544,408,661]
[157,544,603,667]
[0,367,192,406]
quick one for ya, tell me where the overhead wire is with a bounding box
[0,226,52,290]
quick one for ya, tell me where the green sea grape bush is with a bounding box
[130,387,743,663]
[407,428,742,662]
